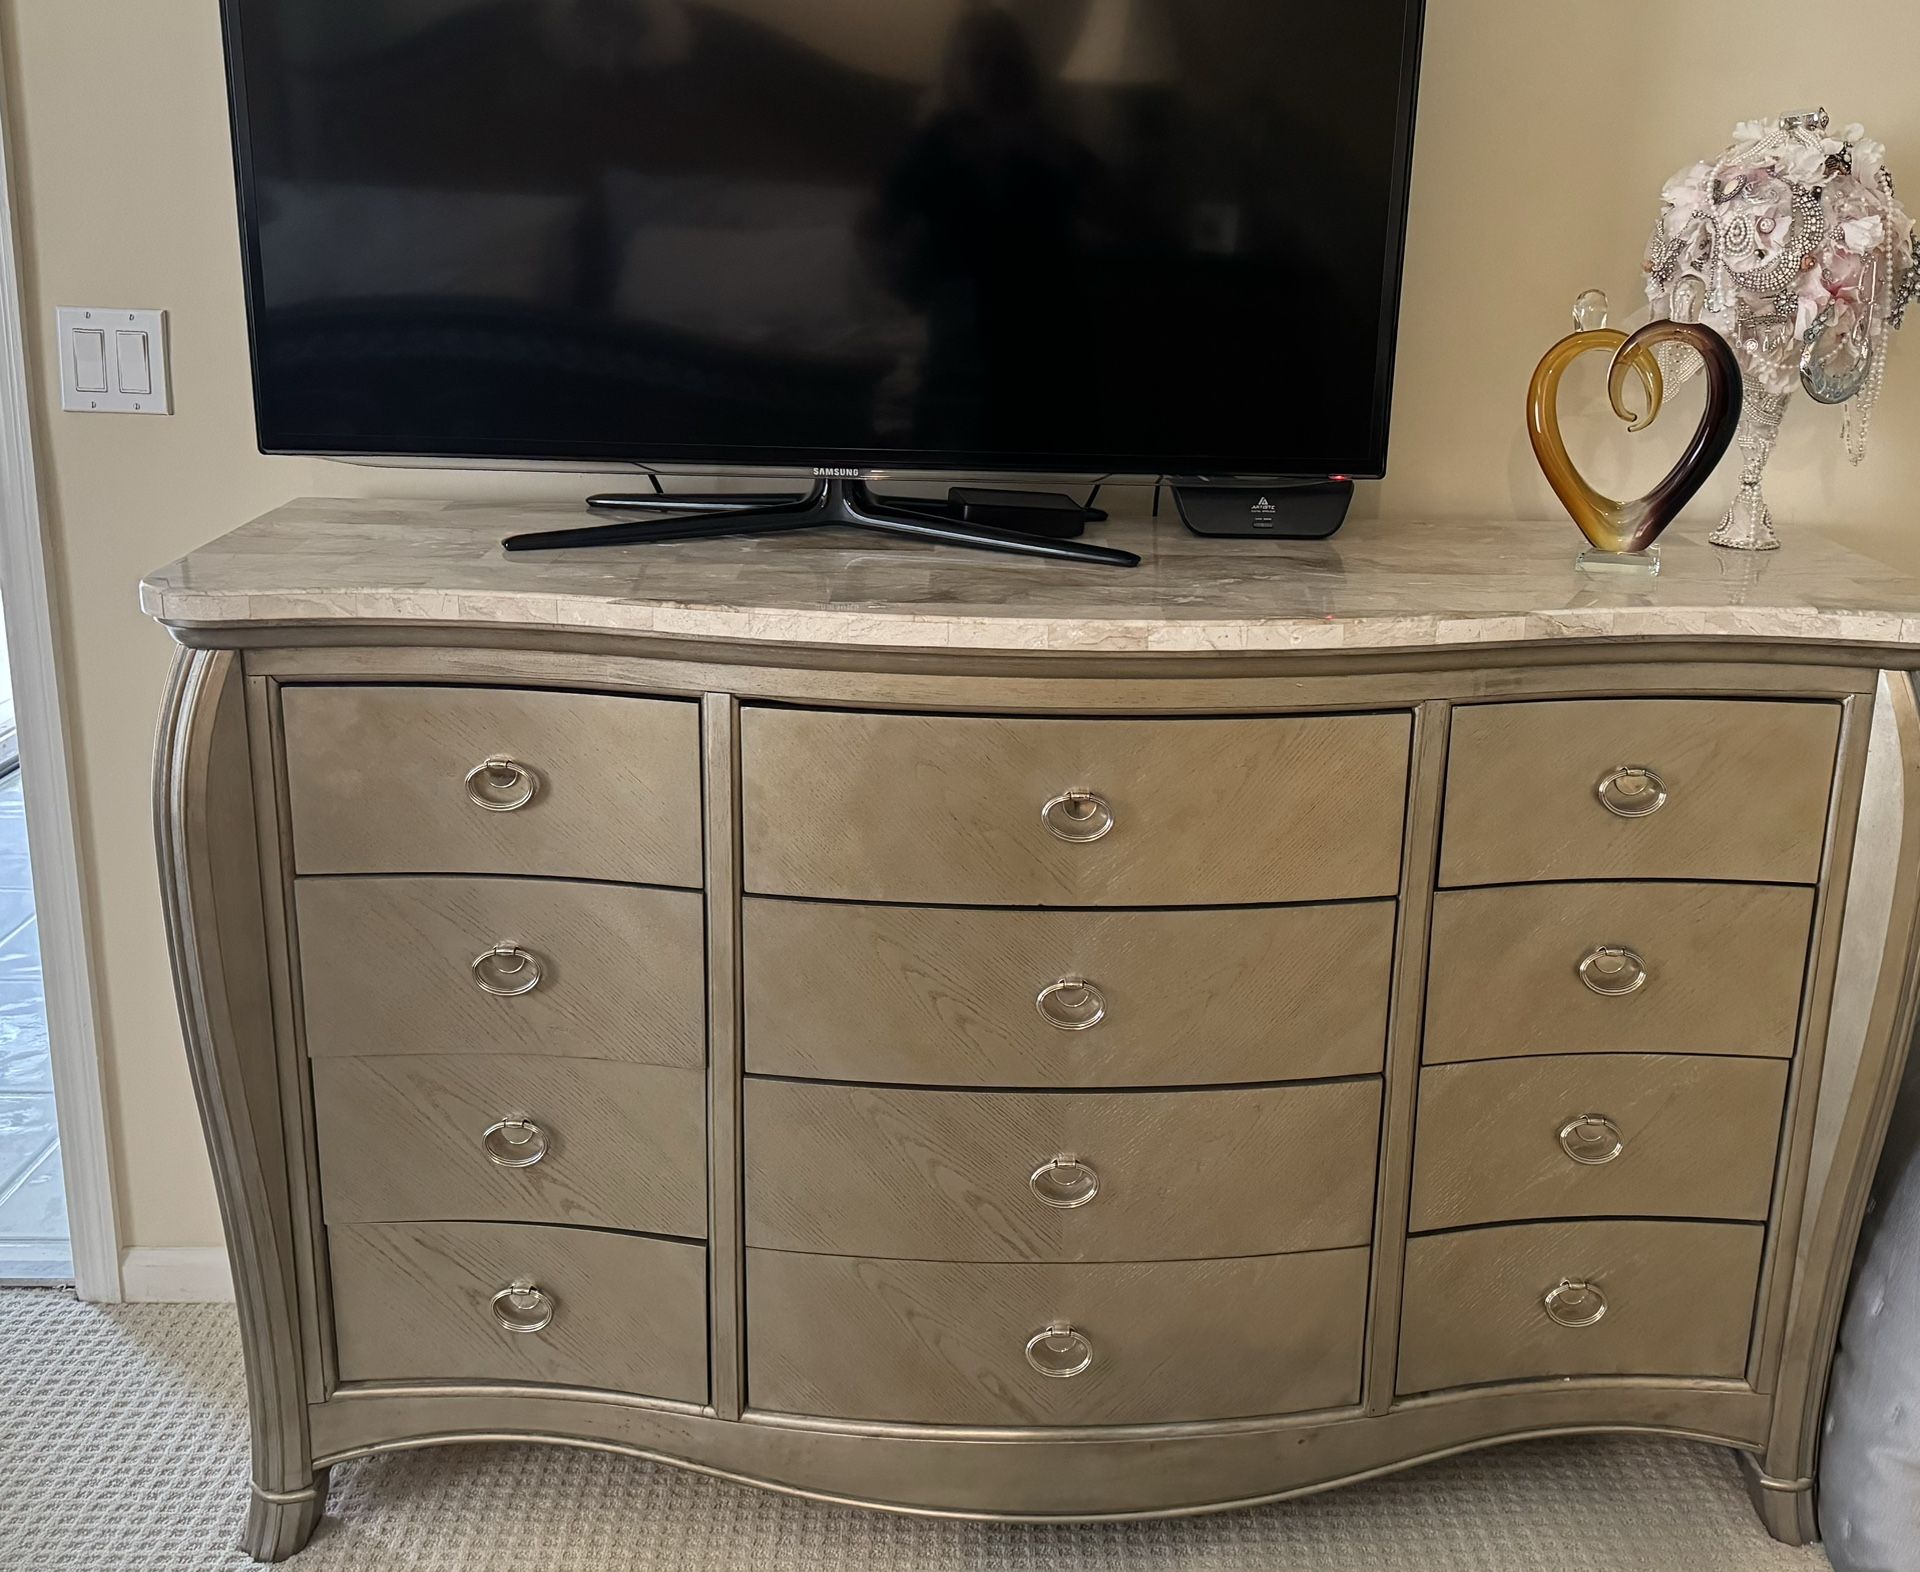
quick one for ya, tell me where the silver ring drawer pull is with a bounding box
[464,756,539,813]
[1543,1279,1608,1329]
[1030,1155,1100,1209]
[1025,1322,1094,1379]
[1559,1114,1626,1166]
[1036,978,1107,1031]
[482,1118,550,1169]
[471,944,544,997]
[1042,790,1114,844]
[1595,765,1668,819]
[490,1281,555,1335]
[1577,946,1647,997]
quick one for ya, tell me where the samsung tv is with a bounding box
[222,0,1425,557]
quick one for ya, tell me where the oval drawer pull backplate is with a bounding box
[1030,1155,1100,1209]
[490,1281,555,1335]
[472,944,544,997]
[1559,1114,1626,1166]
[1595,765,1668,819]
[465,756,539,813]
[1577,946,1647,997]
[1036,978,1107,1031]
[1543,1279,1608,1329]
[1041,790,1114,844]
[482,1118,550,1169]
[1025,1322,1094,1378]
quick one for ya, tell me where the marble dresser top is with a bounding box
[141,497,1920,656]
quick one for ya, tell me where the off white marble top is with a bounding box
[140,497,1920,656]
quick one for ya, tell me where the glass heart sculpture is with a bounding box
[1528,318,1743,557]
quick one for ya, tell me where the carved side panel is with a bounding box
[1751,671,1920,1543]
[155,649,325,1560]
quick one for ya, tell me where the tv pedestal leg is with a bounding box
[501,479,1139,567]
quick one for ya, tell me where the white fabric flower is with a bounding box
[1732,118,1777,150]
[1842,215,1887,255]
[1780,140,1831,184]
[1853,137,1887,185]
[1661,161,1712,236]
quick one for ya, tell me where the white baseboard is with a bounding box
[119,1247,234,1303]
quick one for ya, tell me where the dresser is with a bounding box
[146,502,1920,1561]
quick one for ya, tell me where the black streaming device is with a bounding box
[948,488,1092,539]
[1174,478,1355,540]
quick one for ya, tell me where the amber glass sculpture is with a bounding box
[1528,319,1743,556]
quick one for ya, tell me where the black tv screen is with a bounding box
[222,0,1424,479]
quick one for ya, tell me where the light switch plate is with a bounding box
[56,307,170,414]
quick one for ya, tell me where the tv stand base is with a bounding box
[502,479,1139,567]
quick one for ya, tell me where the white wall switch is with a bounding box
[57,307,170,413]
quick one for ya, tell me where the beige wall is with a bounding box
[1,1,1915,1256]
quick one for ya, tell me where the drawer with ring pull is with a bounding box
[1396,1218,1765,1394]
[1439,698,1840,887]
[282,685,703,885]
[743,897,1395,1086]
[312,1054,706,1237]
[746,1246,1370,1425]
[1423,881,1813,1064]
[743,1079,1380,1262]
[297,876,705,1068]
[329,1219,708,1400]
[738,707,1411,906]
[1409,1053,1789,1232]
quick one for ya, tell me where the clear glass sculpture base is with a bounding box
[1576,547,1661,577]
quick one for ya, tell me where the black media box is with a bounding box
[947,487,1090,539]
[1174,478,1355,540]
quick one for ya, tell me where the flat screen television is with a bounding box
[221,0,1425,484]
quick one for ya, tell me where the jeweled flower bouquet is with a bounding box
[1643,109,1917,548]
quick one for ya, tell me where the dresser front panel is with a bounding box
[313,1055,707,1237]
[1424,882,1814,1065]
[283,685,703,884]
[298,876,705,1067]
[740,709,1412,906]
[1440,699,1840,887]
[744,898,1395,1087]
[329,1220,709,1402]
[747,1247,1369,1425]
[745,1079,1381,1262]
[1397,1219,1766,1394]
[1410,1053,1790,1232]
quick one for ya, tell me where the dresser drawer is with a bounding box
[313,1055,706,1237]
[741,709,1411,906]
[744,898,1394,1087]
[748,1247,1368,1425]
[297,876,704,1067]
[1440,699,1839,886]
[283,686,702,884]
[329,1220,707,1401]
[745,1079,1379,1262]
[1396,1219,1763,1394]
[1410,1054,1789,1232]
[1424,882,1813,1064]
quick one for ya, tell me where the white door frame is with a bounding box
[0,48,123,1301]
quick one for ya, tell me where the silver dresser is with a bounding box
[146,501,1920,1560]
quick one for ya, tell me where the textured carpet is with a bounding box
[0,1288,1832,1571]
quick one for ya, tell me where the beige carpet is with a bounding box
[0,1288,1832,1571]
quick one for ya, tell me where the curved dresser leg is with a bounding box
[1739,1455,1817,1546]
[1752,672,1920,1547]
[156,649,324,1563]
[246,1471,330,1562]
